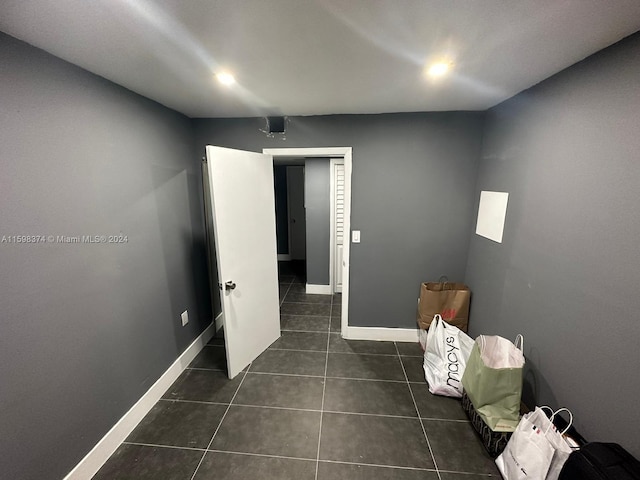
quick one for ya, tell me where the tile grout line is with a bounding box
[158,398,229,406]
[159,397,471,422]
[207,449,316,463]
[188,368,250,480]
[269,346,402,357]
[248,370,410,383]
[220,403,424,420]
[281,327,331,333]
[281,301,333,305]
[395,341,442,480]
[120,444,485,475]
[205,450,460,474]
[279,277,294,308]
[122,441,207,452]
[314,292,333,480]
[317,458,439,472]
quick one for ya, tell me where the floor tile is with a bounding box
[328,334,397,355]
[326,352,405,381]
[395,341,424,357]
[410,383,468,420]
[195,451,315,480]
[330,315,341,332]
[281,314,330,332]
[332,293,342,304]
[284,292,332,304]
[319,413,434,469]
[126,400,227,448]
[323,378,417,417]
[270,330,329,351]
[280,302,331,316]
[190,345,226,370]
[400,355,426,383]
[286,283,307,294]
[423,420,500,475]
[207,334,225,346]
[163,369,242,403]
[211,406,321,459]
[278,260,305,277]
[249,349,326,376]
[317,462,437,480]
[331,303,342,318]
[93,443,202,480]
[233,373,324,410]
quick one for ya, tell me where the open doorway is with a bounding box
[265,147,352,336]
[274,161,307,283]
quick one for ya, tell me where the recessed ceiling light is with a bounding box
[426,62,452,78]
[216,72,235,86]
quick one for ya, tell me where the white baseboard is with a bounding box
[277,254,291,261]
[215,311,224,332]
[63,315,220,480]
[343,326,420,343]
[306,283,332,295]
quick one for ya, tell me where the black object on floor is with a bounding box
[461,391,511,458]
[559,442,640,480]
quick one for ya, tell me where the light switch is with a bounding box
[352,230,361,243]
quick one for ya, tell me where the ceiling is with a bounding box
[2,0,639,118]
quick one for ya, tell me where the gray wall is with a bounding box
[465,33,640,456]
[194,112,484,327]
[304,158,331,285]
[0,33,210,479]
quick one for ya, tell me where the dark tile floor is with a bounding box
[94,263,499,479]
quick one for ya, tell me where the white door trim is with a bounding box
[265,147,352,337]
[306,284,333,295]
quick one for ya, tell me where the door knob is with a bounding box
[224,281,236,291]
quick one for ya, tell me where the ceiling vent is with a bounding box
[260,116,287,139]
[267,116,286,133]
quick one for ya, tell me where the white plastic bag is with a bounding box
[423,314,474,397]
[540,407,574,480]
[495,406,574,480]
[419,328,428,351]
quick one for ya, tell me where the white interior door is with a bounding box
[205,146,280,378]
[334,163,345,293]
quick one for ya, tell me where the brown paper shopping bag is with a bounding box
[416,281,470,332]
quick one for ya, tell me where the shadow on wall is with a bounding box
[467,188,519,336]
[186,168,214,330]
[522,351,559,410]
[152,166,212,355]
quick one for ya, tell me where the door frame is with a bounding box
[264,147,352,336]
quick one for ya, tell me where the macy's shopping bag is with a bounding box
[461,335,525,432]
[496,407,574,480]
[423,314,474,398]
